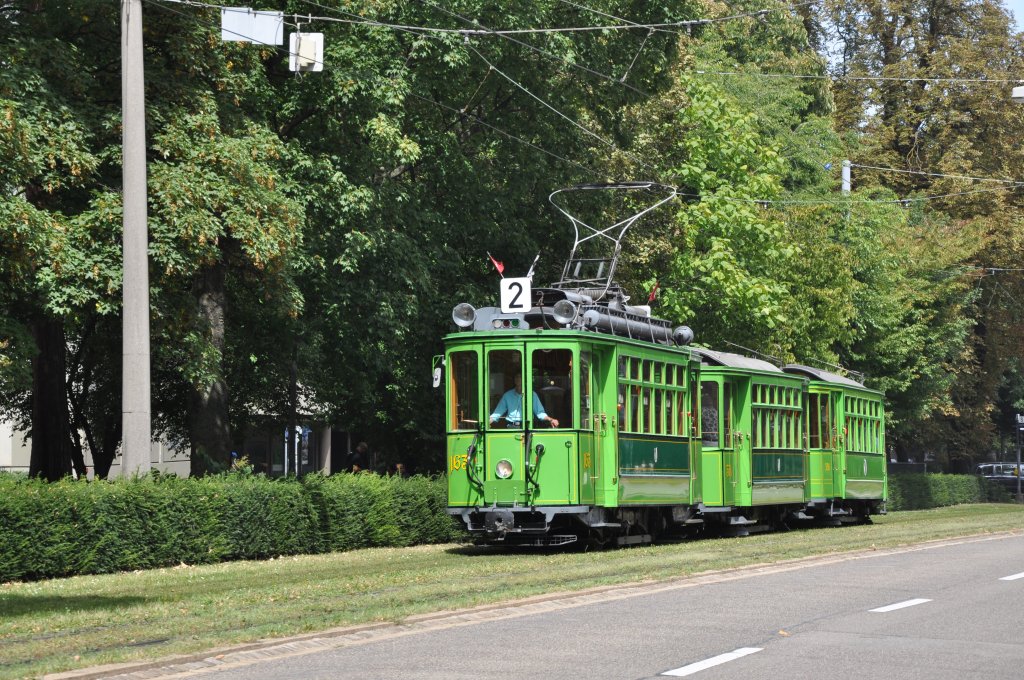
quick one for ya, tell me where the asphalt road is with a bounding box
[108,534,1024,680]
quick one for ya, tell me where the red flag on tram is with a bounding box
[487,252,505,276]
[648,280,660,303]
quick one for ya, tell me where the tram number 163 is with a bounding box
[450,454,468,472]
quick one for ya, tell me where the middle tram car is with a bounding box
[443,183,886,547]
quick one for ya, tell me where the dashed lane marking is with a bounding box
[999,571,1024,581]
[869,598,932,613]
[661,647,763,677]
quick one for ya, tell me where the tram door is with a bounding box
[484,346,529,506]
[831,390,845,498]
[527,345,577,506]
[807,390,834,498]
[578,349,597,505]
[700,379,737,506]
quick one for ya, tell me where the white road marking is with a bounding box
[870,598,932,613]
[662,647,763,677]
[999,571,1024,581]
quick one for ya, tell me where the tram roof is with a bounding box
[691,347,782,373]
[783,364,864,387]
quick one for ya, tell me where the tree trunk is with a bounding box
[189,261,231,476]
[94,417,122,479]
[28,315,73,481]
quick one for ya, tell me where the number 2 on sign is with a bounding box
[500,277,531,313]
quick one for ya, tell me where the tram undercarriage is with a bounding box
[449,499,883,548]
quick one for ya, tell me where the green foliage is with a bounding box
[887,473,1010,511]
[4,0,1024,475]
[0,473,462,583]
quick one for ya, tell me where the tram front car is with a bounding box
[443,283,695,548]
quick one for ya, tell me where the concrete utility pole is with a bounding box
[121,0,152,477]
[842,160,851,194]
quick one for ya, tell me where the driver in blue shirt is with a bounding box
[490,374,559,428]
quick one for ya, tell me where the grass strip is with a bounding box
[2,503,1022,679]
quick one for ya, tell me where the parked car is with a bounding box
[976,462,1022,492]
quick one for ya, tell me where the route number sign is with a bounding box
[500,277,532,314]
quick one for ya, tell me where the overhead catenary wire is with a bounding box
[848,163,1022,185]
[145,0,1024,209]
[402,0,660,175]
[695,69,1024,84]
[156,0,820,37]
[410,0,650,96]
[293,0,647,176]
[405,92,603,178]
[735,183,1022,206]
[463,42,659,175]
[152,0,1024,86]
[149,0,606,178]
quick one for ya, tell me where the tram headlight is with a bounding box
[452,303,477,328]
[495,459,514,479]
[552,299,578,325]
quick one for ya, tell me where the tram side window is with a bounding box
[487,349,523,429]
[722,383,733,445]
[532,349,574,429]
[701,381,720,447]
[450,352,479,431]
[820,396,832,448]
[809,395,821,448]
[580,352,591,428]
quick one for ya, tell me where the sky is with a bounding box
[1005,0,1024,30]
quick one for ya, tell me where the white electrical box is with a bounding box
[289,33,324,72]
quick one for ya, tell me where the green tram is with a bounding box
[442,183,886,546]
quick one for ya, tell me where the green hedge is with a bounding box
[887,472,1011,511]
[2,471,1012,582]
[0,473,463,583]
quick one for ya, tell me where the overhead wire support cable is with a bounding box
[847,163,1023,185]
[405,92,603,178]
[411,0,650,96]
[463,42,661,176]
[730,183,1022,206]
[559,0,821,37]
[413,0,663,176]
[154,0,821,37]
[291,0,621,178]
[695,69,1024,84]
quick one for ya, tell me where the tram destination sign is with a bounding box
[500,277,532,314]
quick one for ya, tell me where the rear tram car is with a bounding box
[443,184,886,547]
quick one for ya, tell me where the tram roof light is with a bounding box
[452,303,476,328]
[552,299,578,325]
[673,326,694,346]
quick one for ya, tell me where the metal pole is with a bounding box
[1017,418,1022,503]
[842,160,851,194]
[121,0,152,477]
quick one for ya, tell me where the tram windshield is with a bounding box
[532,348,573,429]
[487,349,524,429]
